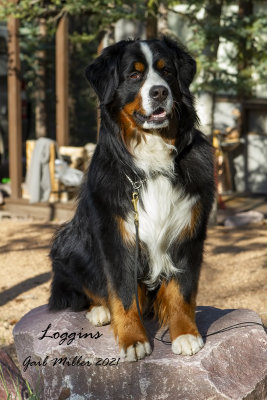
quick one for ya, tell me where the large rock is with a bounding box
[13,305,267,400]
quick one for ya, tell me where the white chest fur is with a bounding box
[126,135,199,287]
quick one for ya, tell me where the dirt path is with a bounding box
[0,219,267,362]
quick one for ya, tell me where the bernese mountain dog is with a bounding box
[49,37,215,362]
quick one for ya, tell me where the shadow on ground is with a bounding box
[0,273,51,306]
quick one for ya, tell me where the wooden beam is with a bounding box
[7,16,22,199]
[56,15,69,146]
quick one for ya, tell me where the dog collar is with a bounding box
[125,174,147,191]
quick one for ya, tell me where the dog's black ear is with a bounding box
[163,37,196,90]
[85,41,128,105]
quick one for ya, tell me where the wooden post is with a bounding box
[146,0,158,39]
[7,16,22,199]
[35,18,47,138]
[56,15,69,146]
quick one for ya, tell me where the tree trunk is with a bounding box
[7,15,22,198]
[202,0,223,224]
[237,0,253,95]
[202,0,223,138]
[35,18,47,138]
[237,0,253,193]
[56,15,69,146]
[146,0,158,39]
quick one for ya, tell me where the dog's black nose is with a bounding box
[149,85,168,102]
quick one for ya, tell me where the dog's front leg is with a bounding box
[109,285,152,362]
[154,279,204,355]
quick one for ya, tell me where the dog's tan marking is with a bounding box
[180,201,202,240]
[84,287,107,308]
[134,62,145,72]
[119,92,146,150]
[160,135,176,147]
[116,216,135,246]
[121,92,145,120]
[154,279,199,340]
[156,59,165,70]
[109,285,149,351]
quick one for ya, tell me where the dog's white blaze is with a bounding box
[140,42,173,128]
[126,135,199,288]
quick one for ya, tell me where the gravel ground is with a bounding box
[0,218,266,362]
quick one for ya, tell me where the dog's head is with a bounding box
[86,38,197,145]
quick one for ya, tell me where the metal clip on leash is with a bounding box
[132,192,139,227]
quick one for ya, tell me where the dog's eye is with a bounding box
[129,72,141,80]
[162,69,170,76]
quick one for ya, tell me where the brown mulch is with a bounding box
[0,218,267,367]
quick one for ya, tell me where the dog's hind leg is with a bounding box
[49,260,90,311]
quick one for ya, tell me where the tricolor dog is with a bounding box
[49,37,215,361]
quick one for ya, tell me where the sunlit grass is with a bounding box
[0,364,40,400]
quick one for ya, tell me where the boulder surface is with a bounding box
[13,305,267,400]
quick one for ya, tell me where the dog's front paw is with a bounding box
[120,341,152,362]
[172,334,204,356]
[86,306,111,326]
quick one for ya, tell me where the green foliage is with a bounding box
[0,364,40,400]
[168,0,267,97]
[0,0,144,32]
